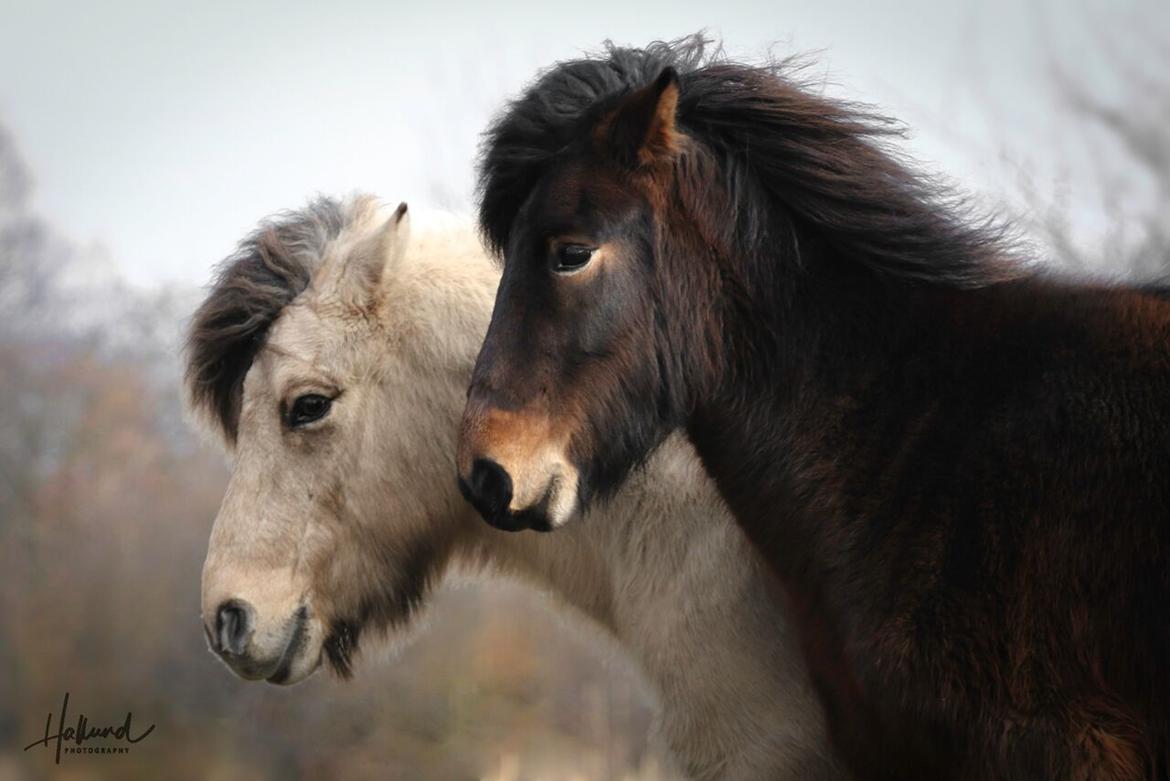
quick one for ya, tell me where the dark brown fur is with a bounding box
[465,36,1170,779]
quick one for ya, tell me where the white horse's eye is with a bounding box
[287,394,332,428]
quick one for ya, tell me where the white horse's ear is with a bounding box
[381,202,410,280]
[346,201,410,298]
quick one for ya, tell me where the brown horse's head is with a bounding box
[458,62,717,533]
[457,36,1011,532]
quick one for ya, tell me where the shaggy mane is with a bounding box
[185,196,359,443]
[477,34,1018,287]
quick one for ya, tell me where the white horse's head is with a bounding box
[187,195,496,684]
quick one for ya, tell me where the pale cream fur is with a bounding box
[199,198,845,780]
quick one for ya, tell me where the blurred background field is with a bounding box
[0,0,1167,778]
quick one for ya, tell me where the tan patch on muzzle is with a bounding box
[458,403,580,525]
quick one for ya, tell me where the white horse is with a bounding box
[187,195,843,780]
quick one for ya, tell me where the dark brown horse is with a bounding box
[456,36,1170,780]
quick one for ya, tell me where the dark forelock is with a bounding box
[185,196,352,444]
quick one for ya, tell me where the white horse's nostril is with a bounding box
[214,599,254,656]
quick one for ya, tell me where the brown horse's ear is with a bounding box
[596,67,680,168]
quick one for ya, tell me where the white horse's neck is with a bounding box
[453,440,715,627]
[447,444,839,779]
[374,224,839,780]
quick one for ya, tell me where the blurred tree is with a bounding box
[0,123,69,331]
[1019,18,1170,278]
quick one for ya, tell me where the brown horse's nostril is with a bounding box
[458,458,555,533]
[460,457,513,522]
[213,599,254,656]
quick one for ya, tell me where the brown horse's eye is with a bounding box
[553,244,595,273]
[288,394,332,428]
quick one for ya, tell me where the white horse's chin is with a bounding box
[267,646,322,686]
[215,607,326,686]
[264,614,326,686]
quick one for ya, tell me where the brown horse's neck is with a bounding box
[686,252,990,574]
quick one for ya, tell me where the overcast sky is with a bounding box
[0,0,1162,288]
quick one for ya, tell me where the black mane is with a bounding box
[477,34,1018,287]
[185,196,354,443]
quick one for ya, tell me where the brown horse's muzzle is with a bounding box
[457,400,581,532]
